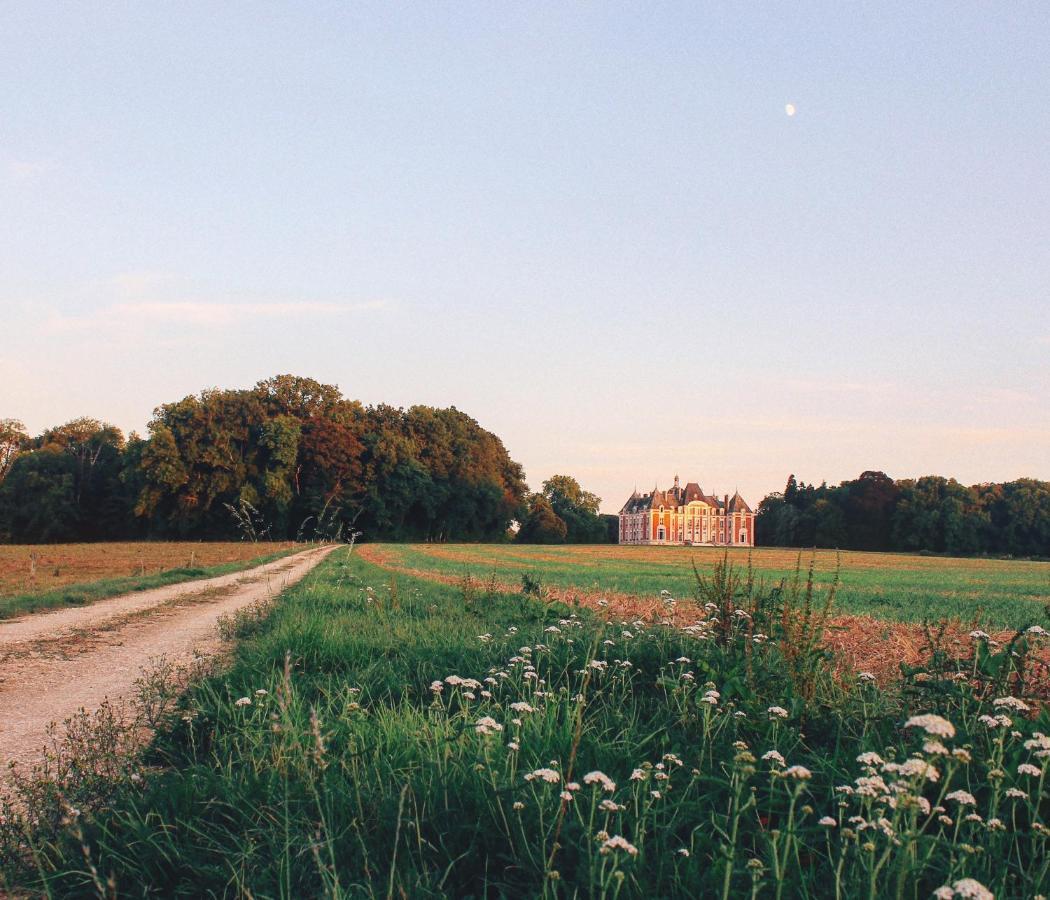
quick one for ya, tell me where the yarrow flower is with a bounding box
[767,706,789,720]
[583,771,617,792]
[856,752,884,767]
[904,714,955,739]
[783,765,812,781]
[951,878,994,900]
[524,768,560,784]
[945,790,977,806]
[885,758,939,782]
[1018,763,1042,777]
[819,816,837,827]
[762,750,786,766]
[475,716,503,735]
[993,696,1030,712]
[600,835,638,857]
[235,697,252,707]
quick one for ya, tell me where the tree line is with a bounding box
[756,470,1050,557]
[0,376,614,545]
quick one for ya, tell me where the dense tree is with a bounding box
[516,494,568,544]
[0,418,131,541]
[756,471,1050,558]
[0,418,28,484]
[539,474,607,543]
[129,377,528,542]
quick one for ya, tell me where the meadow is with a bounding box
[2,548,1047,898]
[360,544,1050,632]
[0,542,298,620]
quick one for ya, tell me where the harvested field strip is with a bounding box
[0,545,301,621]
[363,543,1050,630]
[0,541,298,597]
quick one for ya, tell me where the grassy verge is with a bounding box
[0,546,302,620]
[2,551,1047,897]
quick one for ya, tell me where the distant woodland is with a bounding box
[0,376,613,545]
[1,378,1047,555]
[756,472,1050,558]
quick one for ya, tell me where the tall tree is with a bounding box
[0,418,28,484]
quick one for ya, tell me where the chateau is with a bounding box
[619,476,755,546]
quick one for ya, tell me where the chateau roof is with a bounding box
[620,479,751,514]
[727,490,752,513]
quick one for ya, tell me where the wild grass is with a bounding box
[0,546,299,620]
[371,543,1050,630]
[2,552,1047,898]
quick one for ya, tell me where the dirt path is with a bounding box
[0,544,337,780]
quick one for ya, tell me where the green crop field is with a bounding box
[4,549,1047,898]
[358,543,1050,632]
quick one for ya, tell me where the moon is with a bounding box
[785,103,797,117]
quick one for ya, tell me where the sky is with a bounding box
[2,2,1048,513]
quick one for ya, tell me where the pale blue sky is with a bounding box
[2,2,1048,511]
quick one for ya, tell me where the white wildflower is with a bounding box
[784,765,812,780]
[904,714,956,738]
[583,771,617,792]
[952,877,993,900]
[475,716,502,735]
[600,835,638,857]
[993,696,1030,712]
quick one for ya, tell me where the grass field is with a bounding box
[359,543,1050,631]
[3,549,1046,897]
[0,541,298,620]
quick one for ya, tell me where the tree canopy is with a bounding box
[756,472,1050,557]
[0,376,531,544]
